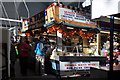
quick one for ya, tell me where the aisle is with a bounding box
[14,58,104,80]
[15,59,36,77]
[14,58,57,79]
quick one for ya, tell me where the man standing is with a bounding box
[34,36,47,76]
[18,37,29,76]
[10,39,17,79]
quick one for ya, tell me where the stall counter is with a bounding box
[51,56,107,77]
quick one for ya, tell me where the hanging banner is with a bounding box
[22,11,45,32]
[59,7,96,25]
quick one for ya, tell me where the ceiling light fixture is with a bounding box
[67,27,74,29]
[82,29,87,31]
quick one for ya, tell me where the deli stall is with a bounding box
[43,3,107,77]
[22,3,107,78]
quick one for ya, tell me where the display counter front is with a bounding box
[51,56,107,77]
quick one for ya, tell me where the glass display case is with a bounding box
[50,46,107,78]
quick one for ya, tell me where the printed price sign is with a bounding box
[60,61,99,71]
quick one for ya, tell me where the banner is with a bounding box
[22,20,28,32]
[45,6,55,24]
[59,7,96,25]
[60,61,99,71]
[22,11,45,31]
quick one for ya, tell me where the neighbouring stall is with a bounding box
[99,21,120,68]
[22,3,107,77]
[89,21,120,79]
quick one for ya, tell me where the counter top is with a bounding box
[59,56,106,61]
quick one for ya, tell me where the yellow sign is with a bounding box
[22,20,28,32]
[45,6,55,24]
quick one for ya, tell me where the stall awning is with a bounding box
[44,21,101,30]
[22,3,101,32]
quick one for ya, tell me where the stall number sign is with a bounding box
[59,7,96,25]
[60,61,99,71]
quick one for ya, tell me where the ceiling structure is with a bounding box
[1,1,90,28]
[0,0,120,28]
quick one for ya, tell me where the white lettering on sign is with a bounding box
[59,7,96,25]
[60,61,99,71]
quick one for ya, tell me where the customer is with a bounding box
[18,37,29,76]
[44,40,53,74]
[10,39,17,79]
[24,36,29,45]
[34,36,47,76]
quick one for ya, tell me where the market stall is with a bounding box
[22,3,107,77]
[99,21,120,67]
[44,3,107,77]
[89,21,120,79]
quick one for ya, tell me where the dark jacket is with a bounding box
[18,42,29,57]
[10,43,17,62]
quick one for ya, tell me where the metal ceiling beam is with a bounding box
[0,0,11,27]
[23,0,30,18]
[0,18,22,22]
[14,0,20,20]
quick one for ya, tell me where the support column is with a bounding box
[0,2,2,27]
[0,3,2,80]
[96,33,100,56]
[83,38,88,53]
[109,16,114,79]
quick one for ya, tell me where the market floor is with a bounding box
[14,58,57,80]
[14,59,107,80]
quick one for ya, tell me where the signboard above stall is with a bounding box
[45,3,97,28]
[22,3,99,32]
[59,7,96,25]
[22,11,45,32]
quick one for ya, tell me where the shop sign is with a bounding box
[22,20,28,32]
[45,6,55,24]
[100,21,120,31]
[59,7,96,25]
[22,11,45,31]
[60,61,99,71]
